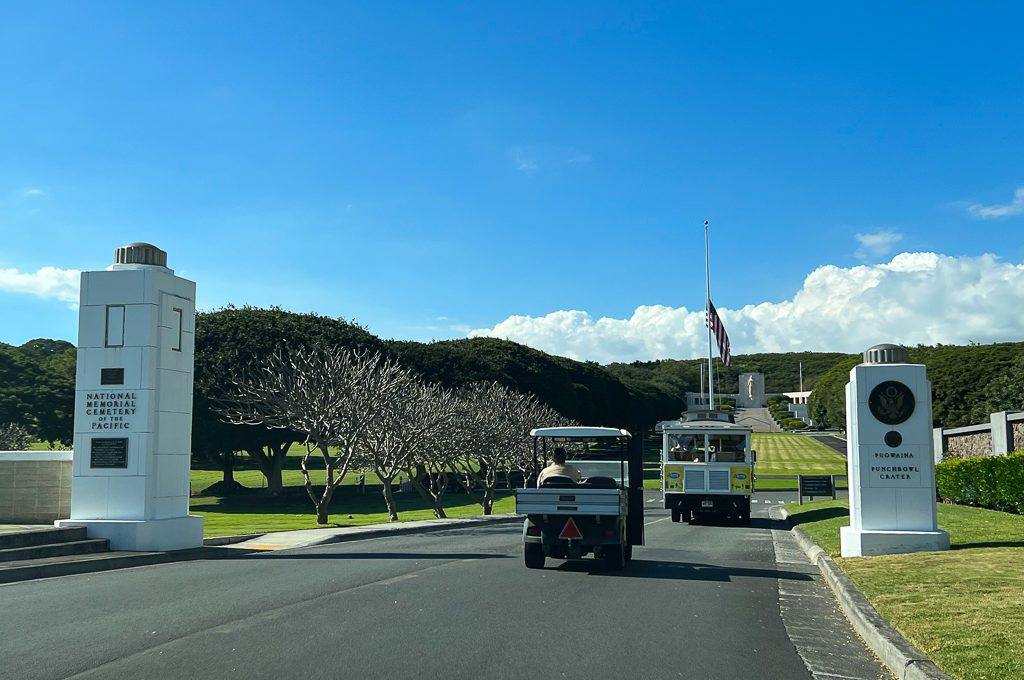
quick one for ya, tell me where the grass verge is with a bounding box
[786,499,1024,680]
[190,486,515,538]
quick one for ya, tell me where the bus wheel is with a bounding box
[524,544,545,569]
[671,507,681,523]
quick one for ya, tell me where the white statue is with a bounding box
[747,375,755,401]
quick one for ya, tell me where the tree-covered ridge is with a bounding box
[606,352,848,395]
[808,342,1024,429]
[386,337,633,428]
[0,338,75,445]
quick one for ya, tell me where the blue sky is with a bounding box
[2,2,1022,361]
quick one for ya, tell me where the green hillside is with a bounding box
[808,342,1024,429]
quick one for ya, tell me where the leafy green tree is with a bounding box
[194,306,384,494]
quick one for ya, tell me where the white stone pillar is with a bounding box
[991,411,1011,456]
[56,243,203,551]
[840,344,950,557]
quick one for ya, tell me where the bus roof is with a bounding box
[530,426,631,439]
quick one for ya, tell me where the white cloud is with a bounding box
[854,231,903,259]
[510,147,539,174]
[968,186,1024,218]
[508,145,590,174]
[469,252,1024,363]
[0,266,80,304]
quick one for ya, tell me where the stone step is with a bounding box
[0,526,88,550]
[0,550,167,584]
[0,538,110,563]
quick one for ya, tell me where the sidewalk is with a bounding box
[768,505,952,680]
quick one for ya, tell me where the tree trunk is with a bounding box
[381,476,400,521]
[266,465,284,496]
[482,487,494,515]
[315,484,337,525]
[433,495,447,519]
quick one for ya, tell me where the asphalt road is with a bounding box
[1,493,887,680]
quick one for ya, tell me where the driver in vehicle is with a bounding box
[537,447,583,486]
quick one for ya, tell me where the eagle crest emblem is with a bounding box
[868,381,915,425]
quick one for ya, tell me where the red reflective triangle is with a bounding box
[559,517,583,540]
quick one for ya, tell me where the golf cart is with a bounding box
[515,427,644,570]
[657,410,755,524]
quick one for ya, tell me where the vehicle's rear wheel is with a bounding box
[524,543,545,569]
[624,544,633,562]
[604,543,625,571]
[671,507,681,523]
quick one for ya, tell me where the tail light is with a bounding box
[526,526,541,536]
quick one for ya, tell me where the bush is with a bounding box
[936,451,1024,514]
[0,422,31,450]
[782,418,807,430]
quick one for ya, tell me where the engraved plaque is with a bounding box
[90,438,129,468]
[100,367,125,385]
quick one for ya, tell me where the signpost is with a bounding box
[797,475,835,504]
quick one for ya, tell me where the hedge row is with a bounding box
[935,451,1024,515]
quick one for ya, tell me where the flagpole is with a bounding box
[704,220,715,410]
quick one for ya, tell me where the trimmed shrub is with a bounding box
[782,418,807,430]
[936,451,1024,514]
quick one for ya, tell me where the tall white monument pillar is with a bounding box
[57,243,203,551]
[840,344,949,557]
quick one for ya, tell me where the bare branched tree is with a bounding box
[219,346,408,524]
[450,381,568,514]
[506,400,575,489]
[361,378,459,521]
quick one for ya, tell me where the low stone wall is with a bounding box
[944,430,993,460]
[0,451,73,523]
[1014,421,1024,452]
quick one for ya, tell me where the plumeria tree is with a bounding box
[219,346,408,524]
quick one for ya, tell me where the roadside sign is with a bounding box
[798,475,836,504]
[559,517,583,540]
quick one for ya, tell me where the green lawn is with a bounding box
[787,499,1024,680]
[191,488,515,537]
[752,433,847,476]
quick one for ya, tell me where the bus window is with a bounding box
[668,434,706,462]
[709,435,746,462]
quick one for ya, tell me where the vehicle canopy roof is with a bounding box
[655,418,751,434]
[530,426,631,440]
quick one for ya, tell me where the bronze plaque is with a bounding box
[90,438,129,468]
[100,367,125,385]
[868,381,915,425]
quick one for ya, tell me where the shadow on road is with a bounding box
[551,558,814,582]
[684,517,791,531]
[246,551,511,561]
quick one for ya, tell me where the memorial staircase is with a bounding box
[0,526,120,583]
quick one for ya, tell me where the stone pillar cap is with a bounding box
[114,243,167,268]
[863,343,910,364]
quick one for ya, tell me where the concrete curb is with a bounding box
[770,506,953,680]
[203,533,265,546]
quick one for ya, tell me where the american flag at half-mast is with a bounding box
[706,299,732,366]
